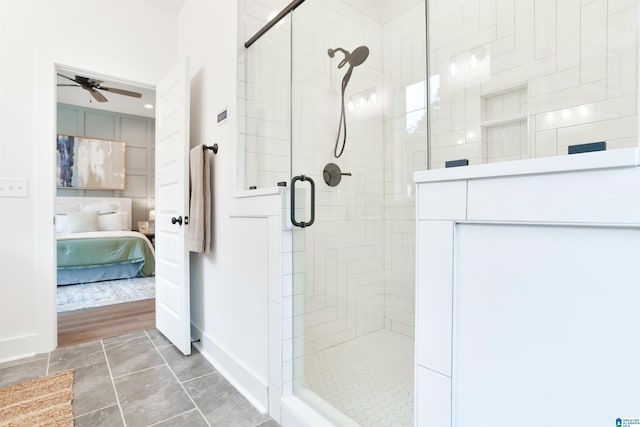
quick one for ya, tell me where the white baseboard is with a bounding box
[0,333,39,364]
[191,323,269,413]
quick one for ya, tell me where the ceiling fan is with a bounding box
[57,73,142,103]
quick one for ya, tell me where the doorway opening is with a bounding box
[54,65,157,346]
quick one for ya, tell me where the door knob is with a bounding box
[171,216,183,225]
[323,162,351,187]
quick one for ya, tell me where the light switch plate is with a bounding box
[0,178,29,198]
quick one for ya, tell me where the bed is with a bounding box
[56,197,155,285]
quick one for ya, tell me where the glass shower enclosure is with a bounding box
[242,0,426,425]
[288,2,425,426]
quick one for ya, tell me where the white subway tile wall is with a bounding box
[241,0,424,352]
[430,0,638,168]
[240,1,424,423]
[241,1,292,191]
[290,0,388,355]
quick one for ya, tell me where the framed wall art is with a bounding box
[56,134,126,190]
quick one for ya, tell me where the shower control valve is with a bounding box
[323,163,351,187]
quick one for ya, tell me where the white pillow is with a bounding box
[55,198,82,214]
[82,201,120,214]
[55,214,68,234]
[66,211,99,233]
[119,210,130,230]
[99,212,128,231]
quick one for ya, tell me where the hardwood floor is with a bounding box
[57,299,155,347]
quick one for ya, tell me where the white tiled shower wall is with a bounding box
[240,0,292,190]
[382,2,427,338]
[291,0,387,354]
[239,0,426,362]
[429,0,638,168]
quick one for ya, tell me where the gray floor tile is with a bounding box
[159,344,215,382]
[115,364,194,427]
[75,404,124,427]
[146,329,173,348]
[49,340,106,374]
[72,360,117,417]
[184,373,270,427]
[0,358,48,387]
[1,331,279,427]
[153,409,209,426]
[105,336,164,378]
[102,331,147,346]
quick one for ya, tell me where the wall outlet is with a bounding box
[0,178,29,198]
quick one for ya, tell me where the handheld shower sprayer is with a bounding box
[328,45,369,158]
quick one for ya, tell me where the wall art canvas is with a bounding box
[57,135,126,190]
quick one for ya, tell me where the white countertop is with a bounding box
[414,148,640,183]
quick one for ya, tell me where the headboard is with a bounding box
[55,197,132,230]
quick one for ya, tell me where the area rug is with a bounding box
[0,370,74,427]
[57,276,155,313]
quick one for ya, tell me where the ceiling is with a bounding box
[149,0,186,15]
[57,69,156,119]
[55,0,187,119]
[55,0,416,118]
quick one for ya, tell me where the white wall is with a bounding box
[0,0,277,415]
[0,0,178,361]
[178,0,275,412]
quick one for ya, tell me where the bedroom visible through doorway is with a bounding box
[55,65,157,346]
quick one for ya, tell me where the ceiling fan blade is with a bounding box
[89,88,108,103]
[99,86,142,98]
[57,84,81,87]
[57,73,81,84]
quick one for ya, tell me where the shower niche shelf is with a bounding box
[480,112,528,128]
[480,85,529,163]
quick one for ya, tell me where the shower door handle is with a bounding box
[290,175,315,228]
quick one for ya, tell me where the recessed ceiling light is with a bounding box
[144,104,154,109]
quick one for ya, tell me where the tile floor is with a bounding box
[306,329,414,427]
[0,329,280,427]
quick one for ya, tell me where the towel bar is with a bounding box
[203,143,218,154]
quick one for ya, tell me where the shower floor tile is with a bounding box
[306,329,414,427]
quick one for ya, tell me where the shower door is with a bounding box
[288,1,425,425]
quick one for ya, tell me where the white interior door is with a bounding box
[155,58,191,355]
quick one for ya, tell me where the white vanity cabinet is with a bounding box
[414,149,640,427]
